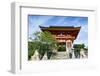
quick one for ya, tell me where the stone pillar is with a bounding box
[31,50,39,60]
[72,49,75,59]
[66,40,72,59]
[42,52,47,60]
[80,49,87,58]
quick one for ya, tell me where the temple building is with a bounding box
[39,26,81,59]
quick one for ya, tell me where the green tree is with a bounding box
[28,31,58,60]
[73,44,86,58]
[39,31,58,59]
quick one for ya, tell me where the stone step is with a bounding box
[51,52,68,59]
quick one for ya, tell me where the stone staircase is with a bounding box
[51,52,68,59]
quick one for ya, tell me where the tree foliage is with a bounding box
[28,31,58,60]
[73,44,85,52]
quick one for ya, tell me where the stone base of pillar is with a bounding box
[42,53,47,60]
[31,50,39,60]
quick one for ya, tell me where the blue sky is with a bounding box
[28,15,88,47]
